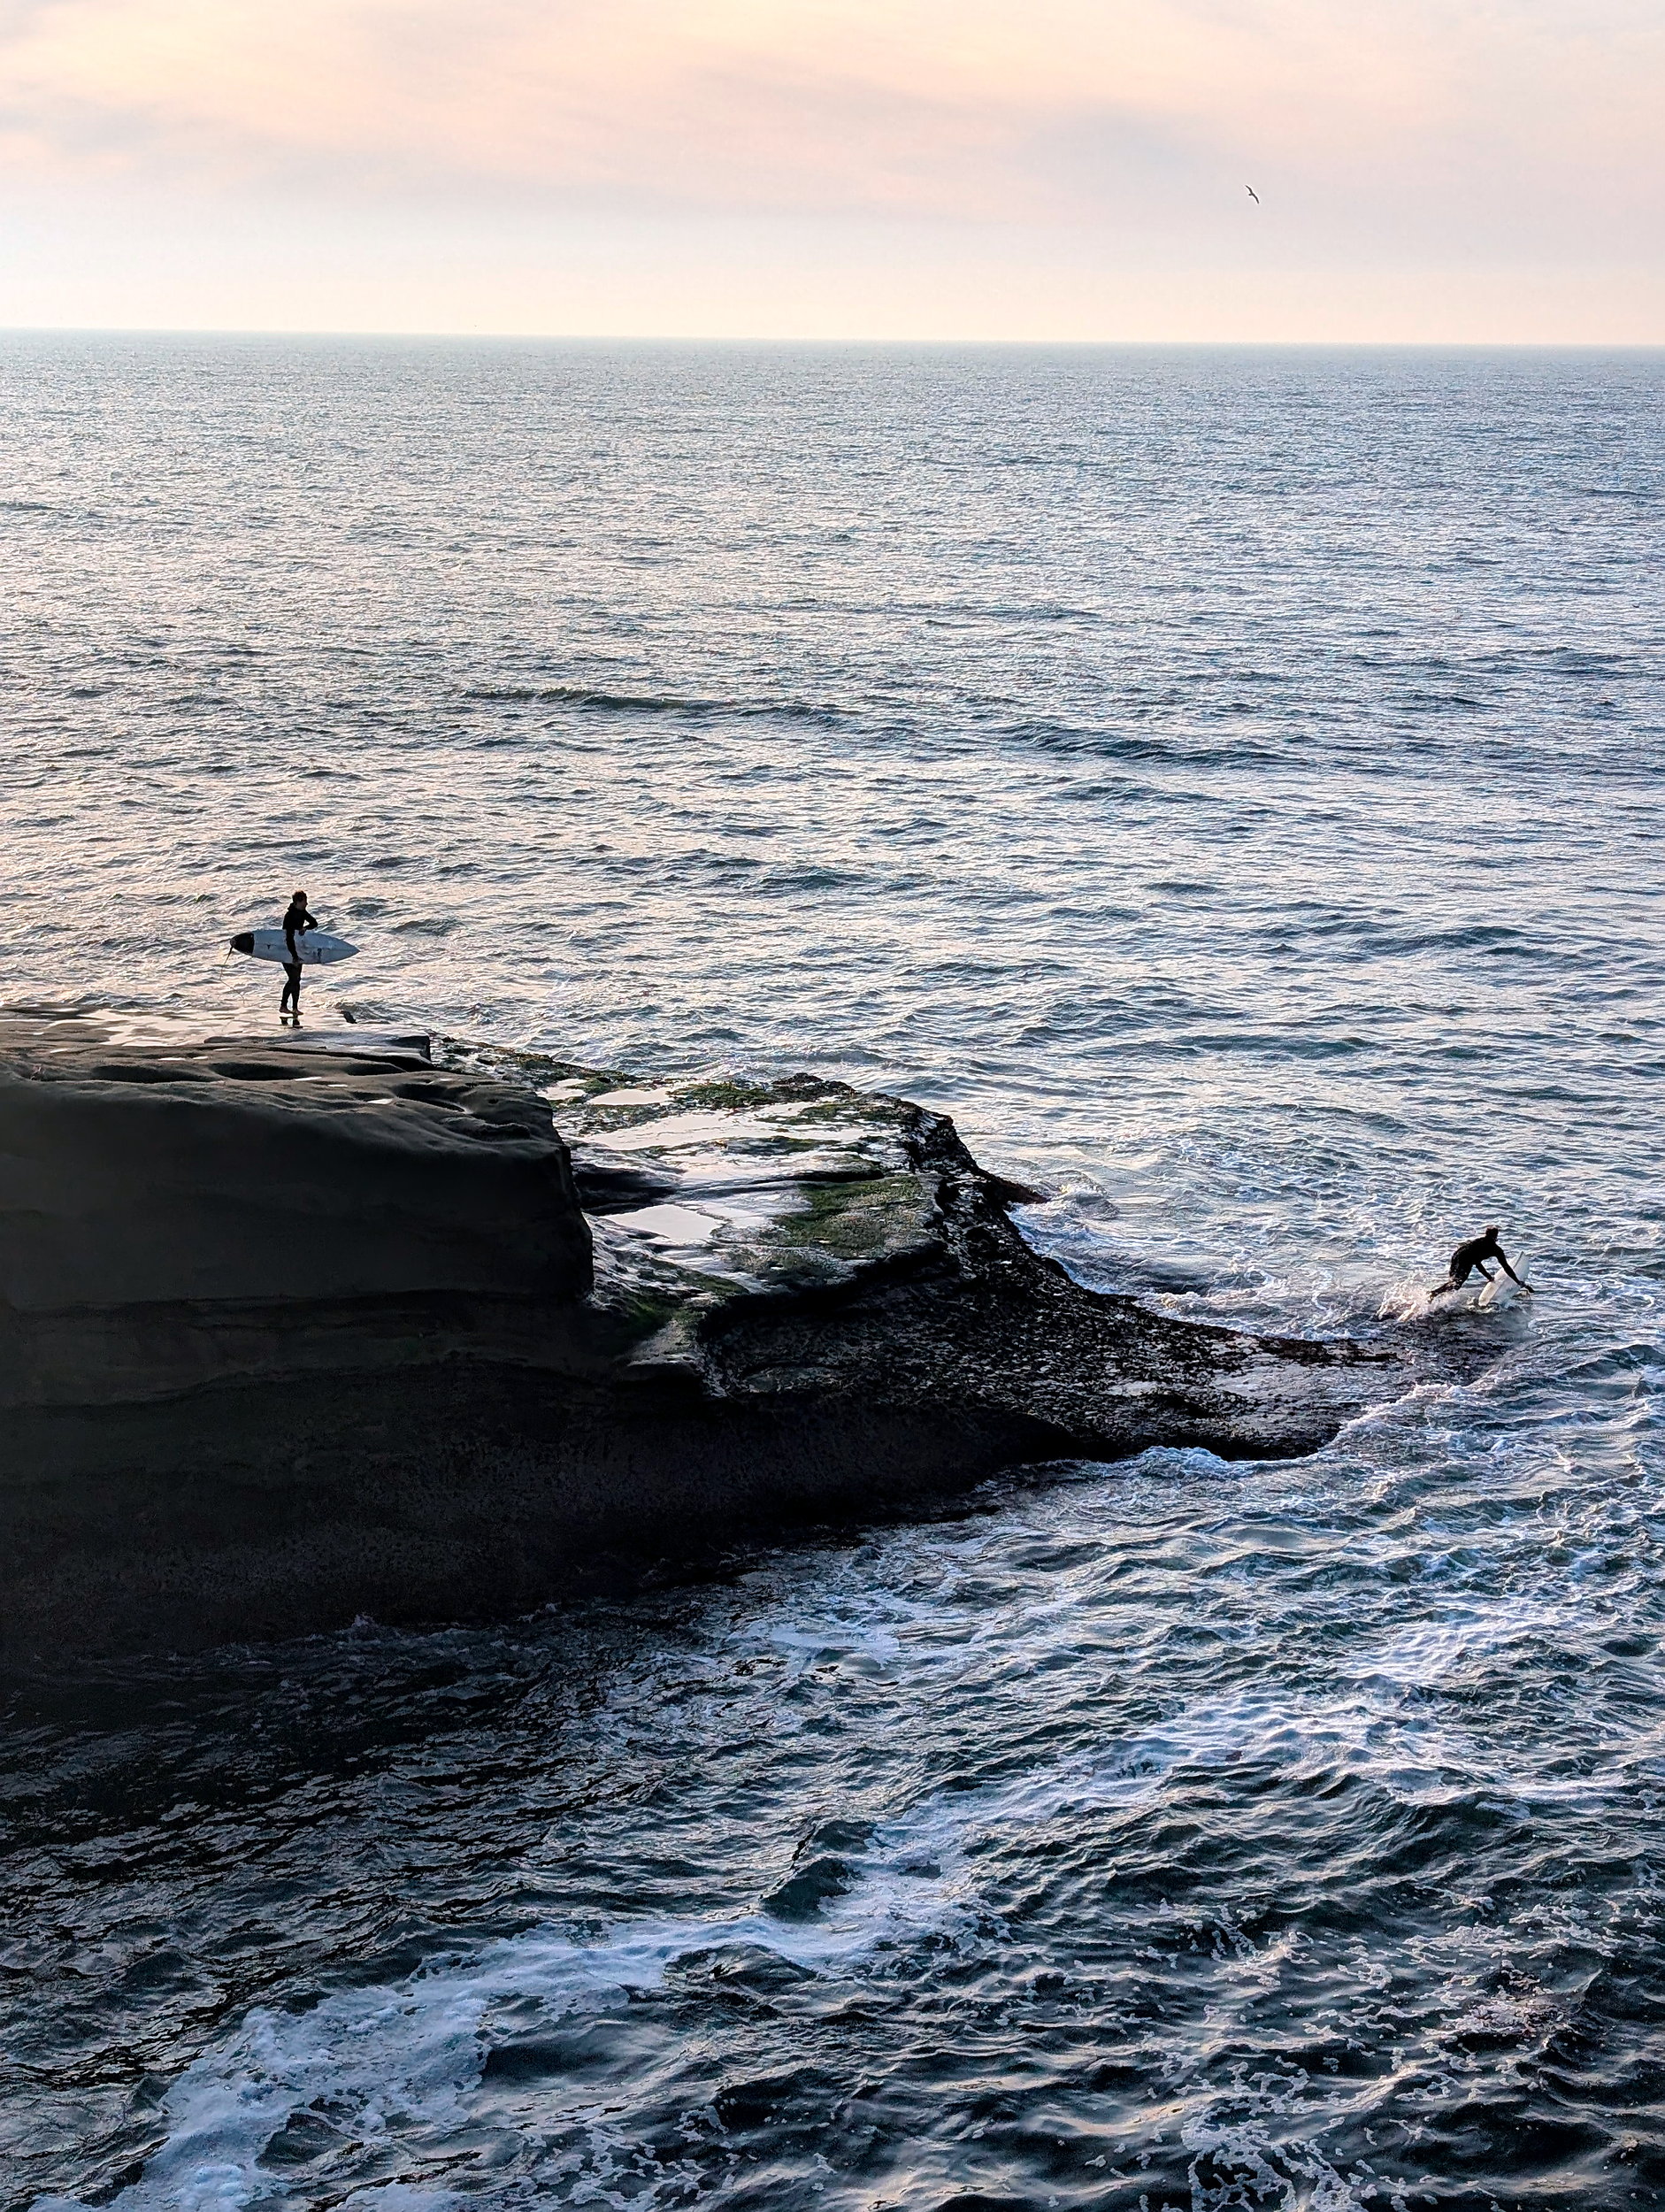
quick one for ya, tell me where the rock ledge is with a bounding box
[0,1016,1458,1655]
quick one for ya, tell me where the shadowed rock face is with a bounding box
[0,1016,594,1418]
[0,1017,1479,1656]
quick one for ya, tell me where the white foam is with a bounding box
[45,1689,1248,2211]
[44,1568,1628,2211]
[1348,1593,1568,1688]
[1178,2111,1375,2212]
[50,1795,987,2211]
[759,1617,905,1671]
[1379,1267,1533,1322]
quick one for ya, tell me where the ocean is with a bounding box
[2,338,1662,2210]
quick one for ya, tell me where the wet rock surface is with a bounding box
[0,1018,1484,1655]
[549,1059,1407,1459]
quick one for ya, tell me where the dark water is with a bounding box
[2,341,1663,2210]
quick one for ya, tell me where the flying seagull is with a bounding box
[1246,185,1260,204]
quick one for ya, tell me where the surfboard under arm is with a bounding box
[229,928,357,967]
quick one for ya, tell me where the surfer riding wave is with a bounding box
[1429,1225,1534,1302]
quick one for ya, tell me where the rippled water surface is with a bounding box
[3,340,1663,2210]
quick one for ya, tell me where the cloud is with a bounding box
[0,0,1657,227]
[0,2,1659,336]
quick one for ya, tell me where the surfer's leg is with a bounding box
[280,961,301,1012]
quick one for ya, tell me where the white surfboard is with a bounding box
[230,927,357,968]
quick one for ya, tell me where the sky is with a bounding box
[0,0,1660,341]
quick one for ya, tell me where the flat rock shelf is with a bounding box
[0,1016,1483,1655]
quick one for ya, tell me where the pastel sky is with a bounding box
[1,0,1660,338]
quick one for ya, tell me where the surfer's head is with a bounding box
[1483,1224,1499,1240]
[290,888,307,903]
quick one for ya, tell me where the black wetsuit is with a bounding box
[280,900,318,1011]
[1432,1232,1527,1298]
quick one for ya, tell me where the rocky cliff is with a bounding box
[0,1014,1463,1655]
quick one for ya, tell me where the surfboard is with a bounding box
[230,928,357,968]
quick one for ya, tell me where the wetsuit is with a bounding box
[280,899,318,1012]
[1431,1232,1529,1299]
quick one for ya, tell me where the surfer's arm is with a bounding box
[1497,1255,1533,1290]
[1475,1262,1495,1281]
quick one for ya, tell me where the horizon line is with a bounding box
[3,326,1664,350]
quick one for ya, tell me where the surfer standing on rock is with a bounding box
[279,888,318,1020]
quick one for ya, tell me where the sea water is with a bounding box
[2,339,1662,2210]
